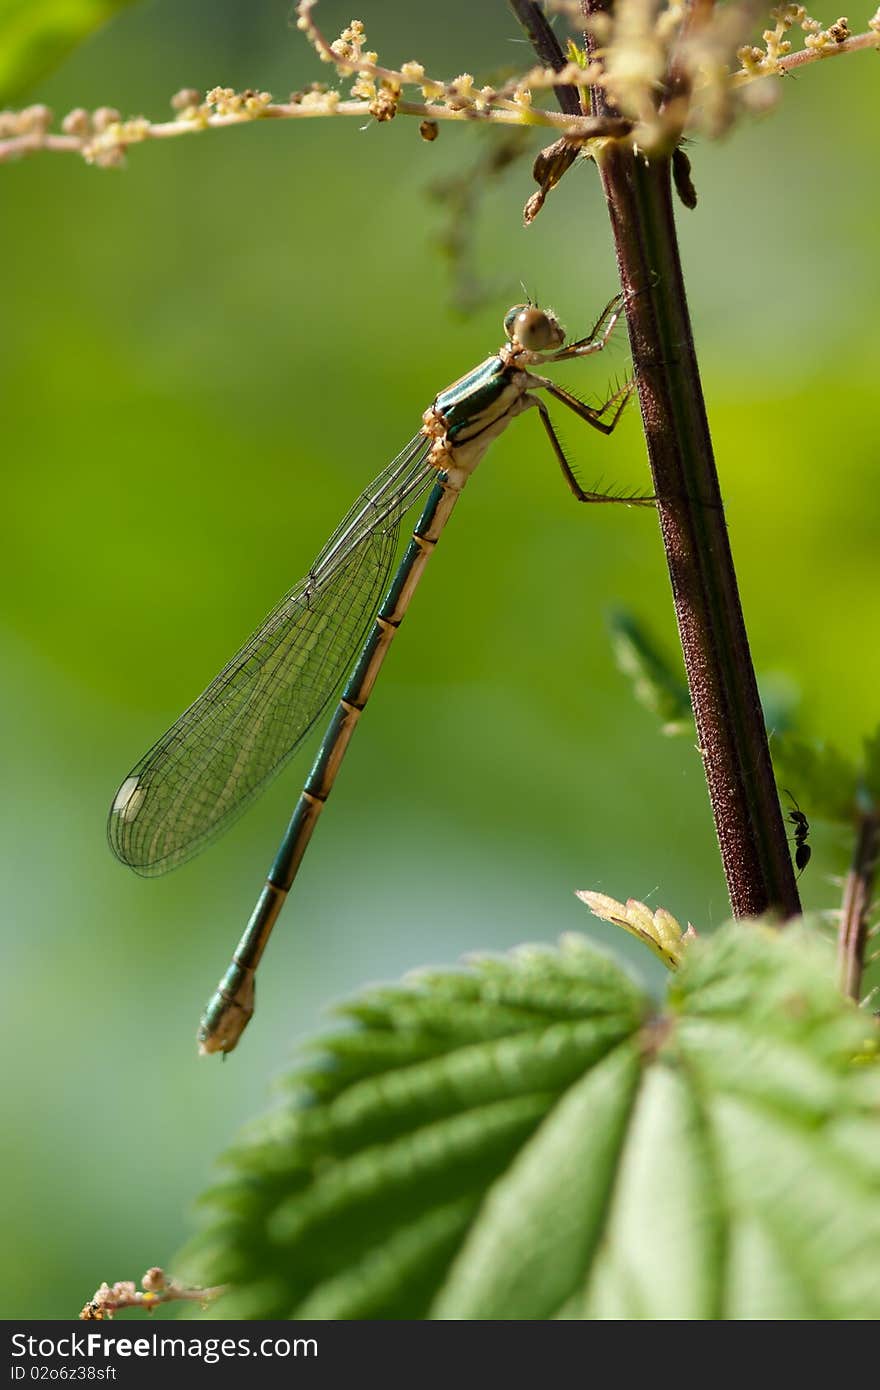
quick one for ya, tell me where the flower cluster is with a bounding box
[0,85,278,167]
[737,4,855,76]
[588,0,879,146]
[0,0,877,168]
[296,1,586,121]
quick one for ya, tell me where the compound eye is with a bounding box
[503,304,529,341]
[502,304,565,352]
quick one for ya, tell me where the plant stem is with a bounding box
[510,0,800,920]
[598,150,801,919]
[507,0,583,116]
[838,812,880,1001]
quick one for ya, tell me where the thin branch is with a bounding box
[0,98,626,167]
[838,812,880,1002]
[0,81,634,167]
[732,21,880,84]
[2,1,876,167]
[80,1269,226,1320]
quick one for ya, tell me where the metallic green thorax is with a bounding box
[433,356,519,443]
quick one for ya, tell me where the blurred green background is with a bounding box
[2,0,878,1320]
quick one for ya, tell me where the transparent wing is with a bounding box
[109,434,435,876]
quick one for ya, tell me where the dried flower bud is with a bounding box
[525,137,581,222]
[672,146,697,209]
[369,89,397,121]
[243,91,272,114]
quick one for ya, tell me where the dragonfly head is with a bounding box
[503,304,565,353]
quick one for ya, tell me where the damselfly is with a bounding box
[109,294,651,1054]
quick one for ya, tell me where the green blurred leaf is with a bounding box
[758,670,802,737]
[179,923,880,1320]
[0,0,138,104]
[608,610,808,746]
[773,735,859,824]
[608,609,692,735]
[862,726,880,809]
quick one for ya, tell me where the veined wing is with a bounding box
[108,434,435,876]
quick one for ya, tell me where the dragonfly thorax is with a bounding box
[423,355,533,485]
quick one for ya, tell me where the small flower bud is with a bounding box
[142,1267,167,1292]
[20,104,53,134]
[92,106,121,132]
[86,142,125,168]
[62,107,92,136]
[171,88,201,112]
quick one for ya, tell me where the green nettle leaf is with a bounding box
[0,0,137,105]
[178,924,880,1320]
[607,609,693,736]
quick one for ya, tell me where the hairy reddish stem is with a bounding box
[510,0,800,919]
[838,812,880,1001]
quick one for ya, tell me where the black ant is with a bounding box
[784,789,811,876]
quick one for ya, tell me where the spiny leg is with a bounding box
[546,373,719,511]
[543,376,634,429]
[541,376,634,431]
[552,292,625,361]
[540,277,659,364]
[530,387,654,506]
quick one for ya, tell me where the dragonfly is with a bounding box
[108,293,652,1054]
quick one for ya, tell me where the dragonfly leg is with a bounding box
[551,292,625,360]
[536,277,660,364]
[540,375,634,432]
[528,388,655,505]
